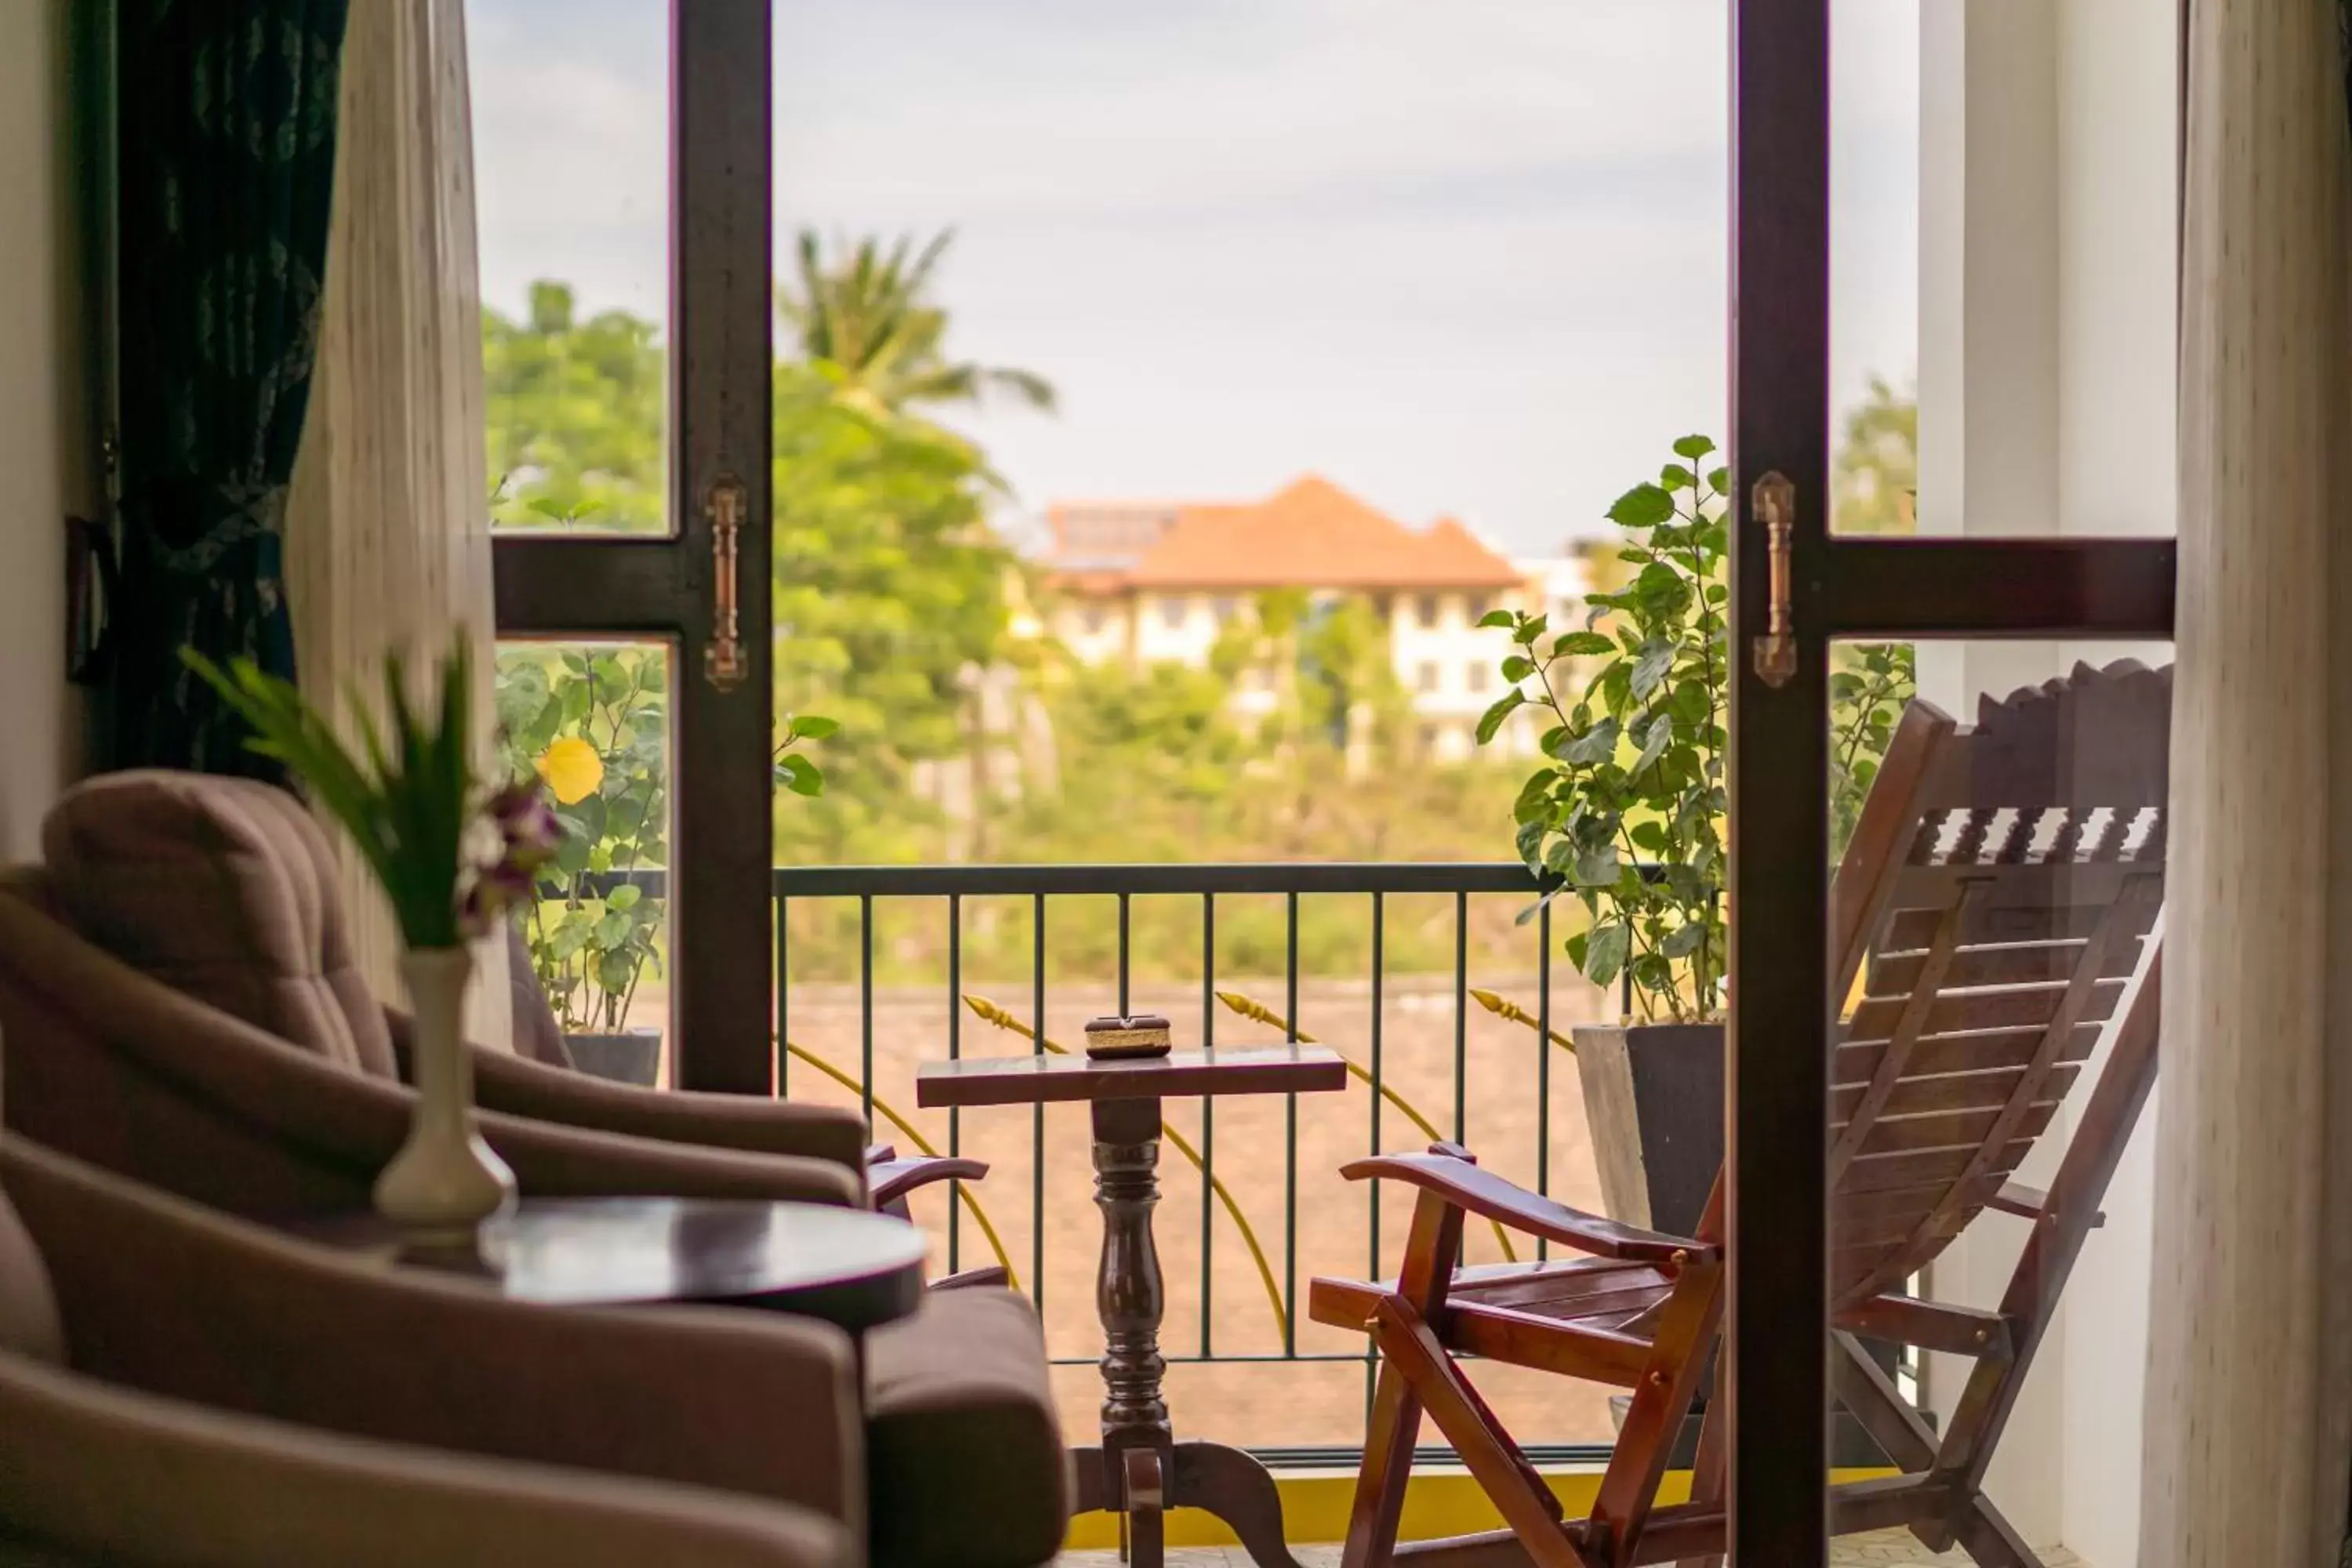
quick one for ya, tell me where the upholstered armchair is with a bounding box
[0,1131,854,1568]
[0,1127,1069,1567]
[0,771,982,1221]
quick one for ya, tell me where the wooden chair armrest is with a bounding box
[869,1155,989,1211]
[1988,1181,2103,1227]
[1338,1152,1710,1265]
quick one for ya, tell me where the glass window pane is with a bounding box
[495,640,673,1083]
[469,1,671,535]
[1817,637,2172,1560]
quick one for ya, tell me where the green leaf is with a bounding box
[1573,842,1620,887]
[1705,466,1730,492]
[1607,483,1675,530]
[1631,714,1673,776]
[1475,689,1527,746]
[1659,463,1695,491]
[1551,631,1613,658]
[1629,640,1675,701]
[1477,609,1517,630]
[1584,922,1632,988]
[1561,718,1620,765]
[1515,816,1548,871]
[606,883,642,909]
[1500,654,1535,683]
[1661,922,1709,960]
[1671,434,1717,462]
[775,753,825,797]
[787,714,840,740]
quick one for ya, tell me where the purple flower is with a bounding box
[484,778,562,868]
[457,858,539,941]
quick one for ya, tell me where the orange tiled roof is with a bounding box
[1049,477,1521,593]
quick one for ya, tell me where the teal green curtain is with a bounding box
[110,0,350,776]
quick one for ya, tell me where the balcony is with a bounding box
[565,857,2137,1568]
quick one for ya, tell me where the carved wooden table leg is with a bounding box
[1070,1096,1307,1568]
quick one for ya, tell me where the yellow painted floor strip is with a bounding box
[1061,1468,1900,1549]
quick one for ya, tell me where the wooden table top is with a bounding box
[916,1044,1348,1109]
[291,1197,927,1332]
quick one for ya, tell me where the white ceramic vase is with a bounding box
[373,946,516,1244]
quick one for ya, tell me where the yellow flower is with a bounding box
[535,737,604,805]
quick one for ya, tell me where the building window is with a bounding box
[1416,593,1441,629]
[1420,723,1441,754]
[1465,661,1490,694]
[1210,596,1239,623]
[1465,594,1490,622]
[1080,604,1106,635]
[1417,660,1440,693]
[1160,597,1189,630]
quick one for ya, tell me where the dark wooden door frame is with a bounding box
[1726,2,2176,1559]
[493,0,776,1095]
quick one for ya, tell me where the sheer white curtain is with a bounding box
[2142,1,2352,1560]
[287,0,510,1048]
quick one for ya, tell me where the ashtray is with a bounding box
[1083,1014,1174,1059]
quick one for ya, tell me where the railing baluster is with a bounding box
[1200,891,1215,1361]
[1283,891,1298,1359]
[1367,889,1385,1425]
[790,893,800,1091]
[1537,899,1552,1263]
[1454,889,1469,1145]
[859,894,874,1124]
[948,892,962,1274]
[775,893,789,1094]
[1032,892,1047,1316]
[1117,891,1131,1017]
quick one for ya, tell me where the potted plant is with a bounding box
[187,638,557,1241]
[1477,438,1913,1238]
[492,648,831,1083]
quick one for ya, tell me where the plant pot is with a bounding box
[375,947,517,1246]
[1571,1021,1724,1240]
[564,1028,665,1087]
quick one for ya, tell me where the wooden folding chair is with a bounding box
[1309,659,2171,1568]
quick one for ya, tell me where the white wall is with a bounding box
[0,0,92,857]
[1915,1,2176,1561]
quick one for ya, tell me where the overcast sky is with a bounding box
[468,1,1918,553]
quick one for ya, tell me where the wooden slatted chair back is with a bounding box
[1824,659,2170,1308]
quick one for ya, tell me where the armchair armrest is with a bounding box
[1339,1152,1711,1266]
[434,1018,868,1175]
[480,1111,865,1208]
[0,1137,866,1528]
[0,1356,850,1568]
[869,1153,989,1212]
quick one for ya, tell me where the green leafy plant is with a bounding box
[185,638,555,951]
[1477,437,1922,1024]
[1479,435,1731,1023]
[492,646,832,1033]
[1830,642,1917,856]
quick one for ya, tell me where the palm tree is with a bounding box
[779,230,1056,416]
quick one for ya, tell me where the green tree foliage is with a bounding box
[781,230,1056,416]
[483,282,666,532]
[1834,374,1918,535]
[769,360,1031,863]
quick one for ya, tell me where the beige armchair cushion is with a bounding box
[864,1287,1069,1568]
[42,771,395,1078]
